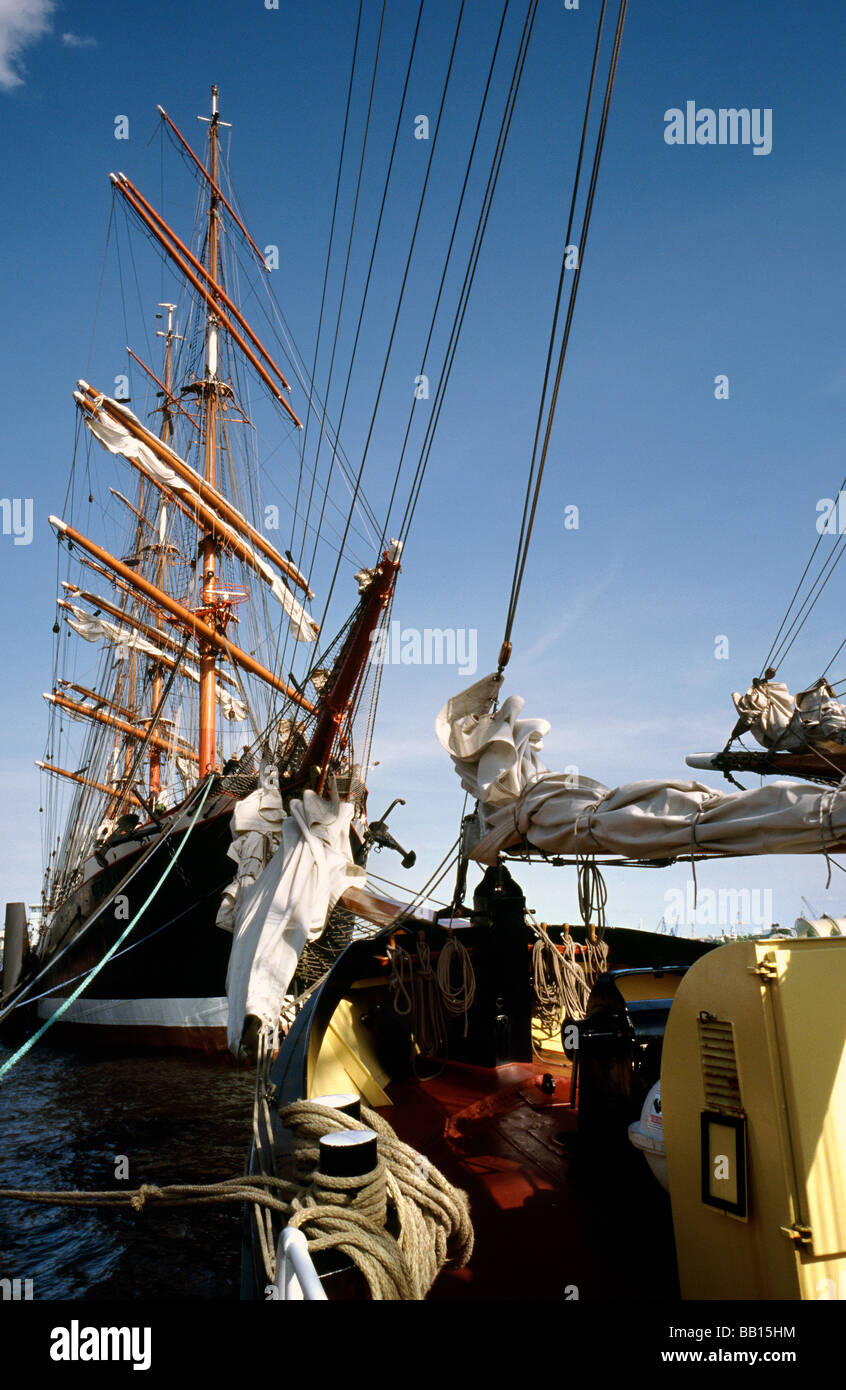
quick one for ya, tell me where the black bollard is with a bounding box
[318,1129,378,1178]
[310,1092,361,1121]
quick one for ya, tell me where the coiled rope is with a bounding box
[280,1099,473,1300]
[436,932,475,1037]
[582,934,609,988]
[577,857,608,938]
[387,936,465,1076]
[531,922,590,1036]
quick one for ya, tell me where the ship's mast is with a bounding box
[198,85,225,776]
[149,301,178,799]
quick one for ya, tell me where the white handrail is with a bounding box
[272,1226,327,1301]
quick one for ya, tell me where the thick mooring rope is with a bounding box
[280,1099,473,1300]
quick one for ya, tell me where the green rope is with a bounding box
[0,777,214,1081]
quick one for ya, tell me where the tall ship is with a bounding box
[1,86,416,1052]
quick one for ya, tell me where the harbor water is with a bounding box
[0,1041,254,1300]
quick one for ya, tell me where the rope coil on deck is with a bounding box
[279,1099,473,1300]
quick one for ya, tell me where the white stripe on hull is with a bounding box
[36,996,228,1028]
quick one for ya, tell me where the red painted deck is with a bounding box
[385,1059,679,1301]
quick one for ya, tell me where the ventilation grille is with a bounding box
[698,1016,743,1113]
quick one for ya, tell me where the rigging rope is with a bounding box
[373,0,510,544]
[395,0,537,548]
[577,856,608,938]
[296,1,388,592]
[315,0,468,636]
[499,0,627,671]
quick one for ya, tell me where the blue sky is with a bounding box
[2,0,846,933]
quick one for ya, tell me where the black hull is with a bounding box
[13,798,236,1052]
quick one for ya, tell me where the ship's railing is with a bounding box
[272,1226,327,1301]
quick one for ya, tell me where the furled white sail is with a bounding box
[65,605,248,721]
[216,768,286,932]
[222,774,366,1055]
[733,676,846,751]
[78,392,319,643]
[437,674,846,865]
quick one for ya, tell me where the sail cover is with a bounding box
[221,774,366,1055]
[437,674,846,865]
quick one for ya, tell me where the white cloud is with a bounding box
[61,32,96,49]
[0,0,53,91]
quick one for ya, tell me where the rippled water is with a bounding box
[0,1041,254,1300]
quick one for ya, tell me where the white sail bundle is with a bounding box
[79,392,319,643]
[733,676,846,751]
[437,674,846,865]
[222,775,366,1055]
[216,767,287,931]
[64,604,248,721]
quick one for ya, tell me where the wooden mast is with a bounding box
[148,302,178,800]
[198,85,222,777]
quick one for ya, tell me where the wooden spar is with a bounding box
[72,556,171,626]
[110,177,303,430]
[49,516,317,715]
[57,677,140,725]
[198,89,221,780]
[294,547,401,790]
[117,175,292,394]
[74,391,319,630]
[36,760,144,809]
[157,105,268,269]
[75,382,312,597]
[45,691,197,761]
[125,346,200,432]
[60,584,238,686]
[110,488,157,532]
[60,598,221,696]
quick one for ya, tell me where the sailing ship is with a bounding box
[0,85,416,1052]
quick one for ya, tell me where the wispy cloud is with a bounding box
[0,0,54,91]
[61,32,96,49]
[514,571,619,667]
